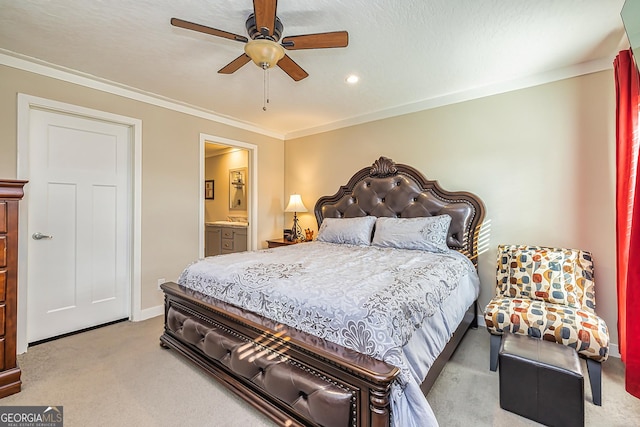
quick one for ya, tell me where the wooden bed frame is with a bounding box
[160,157,485,426]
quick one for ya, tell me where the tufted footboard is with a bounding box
[160,282,399,427]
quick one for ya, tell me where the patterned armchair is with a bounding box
[484,245,609,405]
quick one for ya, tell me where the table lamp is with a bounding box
[284,194,308,241]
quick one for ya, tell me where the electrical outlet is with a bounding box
[157,278,165,291]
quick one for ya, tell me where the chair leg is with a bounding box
[586,358,602,406]
[490,334,501,371]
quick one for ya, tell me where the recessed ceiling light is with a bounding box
[345,74,359,84]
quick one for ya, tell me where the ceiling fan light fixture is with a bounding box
[244,39,285,69]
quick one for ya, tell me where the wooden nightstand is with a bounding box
[266,238,300,248]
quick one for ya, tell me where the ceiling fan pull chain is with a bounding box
[263,67,270,111]
[267,67,271,106]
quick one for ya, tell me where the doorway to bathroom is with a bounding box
[199,134,258,257]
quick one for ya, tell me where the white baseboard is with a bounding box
[609,343,621,358]
[135,305,164,321]
[476,313,487,328]
[475,314,620,358]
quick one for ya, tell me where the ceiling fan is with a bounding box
[171,0,349,81]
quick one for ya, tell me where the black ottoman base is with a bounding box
[499,333,584,427]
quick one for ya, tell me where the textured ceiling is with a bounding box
[0,0,628,138]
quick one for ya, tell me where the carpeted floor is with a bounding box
[2,316,639,426]
[428,328,640,426]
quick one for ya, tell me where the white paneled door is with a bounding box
[27,109,131,343]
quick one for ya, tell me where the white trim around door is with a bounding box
[16,94,143,354]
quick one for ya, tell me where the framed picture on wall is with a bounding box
[205,180,214,200]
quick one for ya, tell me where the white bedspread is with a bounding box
[178,241,480,427]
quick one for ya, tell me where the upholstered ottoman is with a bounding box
[499,333,584,427]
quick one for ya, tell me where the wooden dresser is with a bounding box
[0,179,26,398]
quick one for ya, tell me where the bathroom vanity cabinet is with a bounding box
[205,223,247,256]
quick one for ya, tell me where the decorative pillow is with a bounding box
[371,215,451,253]
[316,216,376,246]
[496,245,589,309]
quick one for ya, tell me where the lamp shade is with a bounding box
[284,194,308,213]
[244,39,285,69]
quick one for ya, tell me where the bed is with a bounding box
[160,156,485,427]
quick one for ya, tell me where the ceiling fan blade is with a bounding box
[253,0,278,37]
[171,18,248,43]
[281,31,348,50]
[277,55,308,81]
[218,54,252,74]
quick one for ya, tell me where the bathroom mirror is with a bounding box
[229,167,247,210]
[622,0,640,67]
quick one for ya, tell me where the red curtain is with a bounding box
[615,49,640,398]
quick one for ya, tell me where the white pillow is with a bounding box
[371,215,451,252]
[316,216,376,246]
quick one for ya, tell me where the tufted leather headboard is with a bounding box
[314,157,486,266]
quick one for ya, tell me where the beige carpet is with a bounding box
[428,328,640,427]
[2,316,639,426]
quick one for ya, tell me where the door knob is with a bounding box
[32,232,53,240]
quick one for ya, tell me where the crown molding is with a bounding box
[284,57,615,140]
[1,49,615,142]
[0,49,285,140]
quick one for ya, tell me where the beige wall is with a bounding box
[1,62,619,351]
[204,149,249,223]
[0,64,285,312]
[285,71,619,349]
